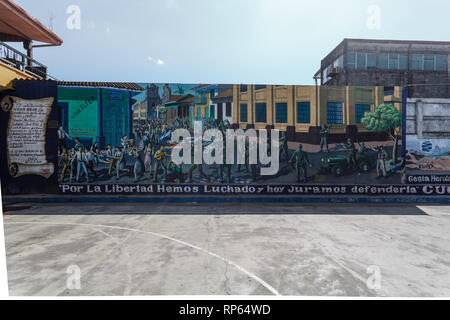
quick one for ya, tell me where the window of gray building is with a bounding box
[412,54,448,71]
[380,53,408,70]
[347,53,376,70]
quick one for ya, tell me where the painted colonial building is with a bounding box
[164,94,194,122]
[57,82,144,148]
[211,84,234,124]
[191,84,217,121]
[233,84,402,144]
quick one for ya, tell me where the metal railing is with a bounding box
[0,41,48,79]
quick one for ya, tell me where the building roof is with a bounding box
[0,0,62,45]
[57,81,145,91]
[165,94,194,105]
[191,84,211,91]
[342,38,450,46]
[211,88,233,101]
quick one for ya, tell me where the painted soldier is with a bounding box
[371,146,389,179]
[344,138,357,170]
[320,124,330,153]
[279,132,289,161]
[289,144,312,183]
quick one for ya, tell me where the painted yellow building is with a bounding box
[0,60,35,91]
[192,84,217,121]
[233,84,402,143]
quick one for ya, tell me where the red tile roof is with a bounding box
[165,94,194,105]
[57,81,144,91]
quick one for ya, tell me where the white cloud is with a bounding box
[147,56,165,66]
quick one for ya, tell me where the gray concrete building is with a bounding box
[316,39,450,98]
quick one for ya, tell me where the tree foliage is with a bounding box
[361,103,402,137]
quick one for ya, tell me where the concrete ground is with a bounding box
[2,203,450,297]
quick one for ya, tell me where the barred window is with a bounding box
[355,104,371,123]
[275,103,288,123]
[296,102,310,124]
[255,103,267,123]
[240,104,248,122]
[327,102,343,124]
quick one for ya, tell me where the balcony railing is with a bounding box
[0,41,49,79]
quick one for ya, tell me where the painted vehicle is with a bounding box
[320,148,376,177]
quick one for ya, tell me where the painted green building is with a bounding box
[57,82,144,148]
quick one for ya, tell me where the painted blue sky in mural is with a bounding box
[132,83,198,105]
[13,0,450,84]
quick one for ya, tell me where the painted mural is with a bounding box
[53,83,427,196]
[405,98,450,184]
[0,81,449,197]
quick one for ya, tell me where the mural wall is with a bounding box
[1,80,449,198]
[405,98,450,184]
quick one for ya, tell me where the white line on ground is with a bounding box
[417,206,450,217]
[4,221,281,296]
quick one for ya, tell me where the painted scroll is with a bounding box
[1,96,54,178]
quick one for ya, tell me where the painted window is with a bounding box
[326,102,343,124]
[240,104,248,122]
[355,104,371,123]
[204,107,209,119]
[240,85,248,92]
[196,107,201,120]
[210,105,215,119]
[275,103,288,123]
[255,85,267,90]
[255,103,267,123]
[296,102,310,124]
[226,102,232,117]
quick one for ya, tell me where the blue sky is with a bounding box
[14,0,450,85]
